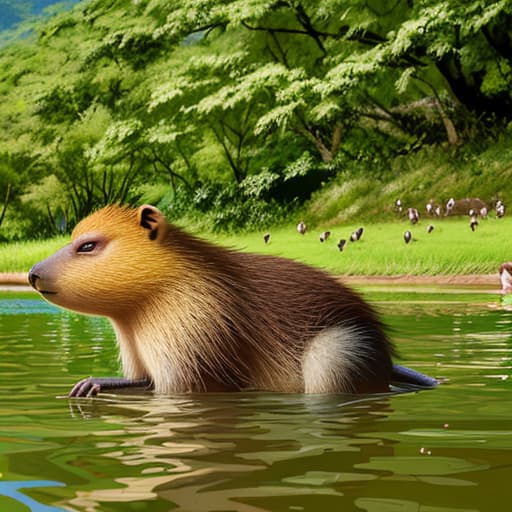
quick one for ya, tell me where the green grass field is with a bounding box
[0,236,68,274]
[210,215,511,275]
[2,215,510,276]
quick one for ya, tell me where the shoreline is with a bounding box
[0,273,30,292]
[341,273,499,286]
[0,271,499,292]
[0,273,29,285]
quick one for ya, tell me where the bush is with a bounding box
[159,178,295,232]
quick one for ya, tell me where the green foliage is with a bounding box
[160,178,293,232]
[1,0,512,239]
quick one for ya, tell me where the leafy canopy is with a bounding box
[1,0,511,237]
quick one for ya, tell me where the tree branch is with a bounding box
[294,5,327,57]
[293,112,333,162]
[150,148,193,190]
[241,19,385,47]
[268,30,289,67]
[413,74,459,145]
[209,120,243,182]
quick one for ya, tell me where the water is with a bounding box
[1,287,512,511]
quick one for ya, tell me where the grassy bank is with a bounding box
[0,236,67,274]
[212,215,510,276]
[1,216,510,277]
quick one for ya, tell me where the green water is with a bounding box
[1,288,512,511]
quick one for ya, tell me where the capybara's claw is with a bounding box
[69,377,101,398]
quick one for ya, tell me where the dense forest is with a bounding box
[1,0,512,240]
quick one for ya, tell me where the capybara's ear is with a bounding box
[137,205,167,241]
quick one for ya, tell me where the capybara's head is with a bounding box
[29,205,178,316]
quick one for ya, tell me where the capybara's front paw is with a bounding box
[68,377,102,397]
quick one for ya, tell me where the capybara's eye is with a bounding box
[77,241,97,253]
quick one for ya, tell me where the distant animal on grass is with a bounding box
[404,230,412,244]
[500,262,512,293]
[426,224,434,234]
[319,231,331,243]
[496,201,505,218]
[350,227,364,242]
[28,205,437,397]
[297,221,307,234]
[470,217,478,232]
[426,201,443,217]
[337,239,347,252]
[263,233,270,244]
[407,208,419,224]
[446,197,455,213]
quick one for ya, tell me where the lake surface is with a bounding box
[1,287,512,511]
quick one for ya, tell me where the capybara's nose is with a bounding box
[28,267,40,289]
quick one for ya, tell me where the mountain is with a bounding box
[0,1,80,32]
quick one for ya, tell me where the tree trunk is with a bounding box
[0,183,12,228]
[432,99,458,145]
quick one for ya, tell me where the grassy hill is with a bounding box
[302,137,512,228]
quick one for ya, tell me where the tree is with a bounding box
[1,0,512,238]
[0,150,40,237]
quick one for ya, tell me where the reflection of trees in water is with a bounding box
[379,297,512,383]
[0,305,113,396]
[66,395,395,511]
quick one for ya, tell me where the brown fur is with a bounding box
[29,205,395,394]
[445,198,488,216]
